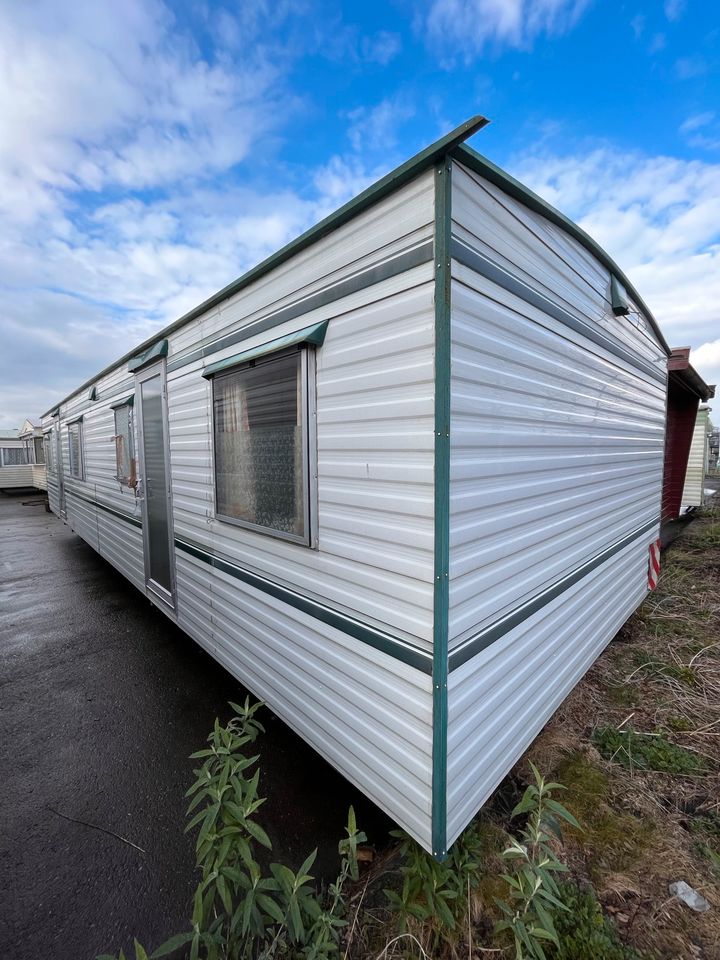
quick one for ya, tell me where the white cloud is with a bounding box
[345,97,416,153]
[509,146,720,388]
[422,0,591,60]
[630,14,645,39]
[664,0,686,21]
[691,340,720,394]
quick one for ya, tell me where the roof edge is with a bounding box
[452,143,672,358]
[41,116,490,418]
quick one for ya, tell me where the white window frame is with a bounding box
[44,431,55,473]
[211,345,318,548]
[0,446,28,467]
[67,420,85,480]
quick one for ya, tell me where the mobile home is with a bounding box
[0,421,47,492]
[41,117,670,856]
[662,349,714,522]
[681,404,713,512]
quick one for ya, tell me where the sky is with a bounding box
[1,0,719,428]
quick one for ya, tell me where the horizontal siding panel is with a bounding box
[448,262,665,647]
[446,536,650,845]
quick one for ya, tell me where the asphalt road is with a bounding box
[0,493,392,960]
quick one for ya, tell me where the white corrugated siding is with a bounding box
[448,161,666,649]
[0,465,34,488]
[32,465,47,490]
[446,535,649,846]
[41,170,438,850]
[681,407,710,509]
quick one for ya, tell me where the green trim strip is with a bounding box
[168,241,434,374]
[431,157,452,859]
[41,118,488,417]
[610,275,630,317]
[202,320,329,379]
[448,516,659,672]
[175,536,433,674]
[453,144,670,357]
[66,487,142,529]
[109,395,135,410]
[451,237,666,385]
[127,339,168,373]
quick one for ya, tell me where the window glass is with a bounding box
[68,422,83,479]
[34,437,45,464]
[45,433,55,472]
[114,404,135,482]
[213,350,307,541]
[1,447,27,466]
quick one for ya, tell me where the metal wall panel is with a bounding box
[448,163,666,650]
[0,465,34,488]
[446,536,648,846]
[681,407,710,509]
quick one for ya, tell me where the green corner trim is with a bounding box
[88,386,98,401]
[201,320,329,379]
[431,157,452,860]
[610,275,630,316]
[127,339,168,373]
[109,394,135,410]
[453,143,670,357]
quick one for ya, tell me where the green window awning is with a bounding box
[66,414,84,425]
[128,339,169,373]
[110,395,135,410]
[88,386,98,401]
[201,320,329,379]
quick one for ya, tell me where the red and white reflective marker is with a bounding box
[647,538,661,590]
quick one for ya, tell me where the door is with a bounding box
[55,418,66,518]
[135,361,176,609]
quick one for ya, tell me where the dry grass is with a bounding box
[520,500,720,958]
[351,501,720,959]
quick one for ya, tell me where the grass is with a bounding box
[592,725,708,775]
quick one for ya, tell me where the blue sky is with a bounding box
[1,0,719,426]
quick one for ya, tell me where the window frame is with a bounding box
[44,430,55,473]
[0,446,28,467]
[211,345,317,548]
[67,420,85,480]
[112,400,136,485]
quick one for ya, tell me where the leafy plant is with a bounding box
[552,881,642,960]
[384,821,484,950]
[592,725,707,775]
[99,700,365,960]
[494,763,580,960]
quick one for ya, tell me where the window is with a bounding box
[213,348,313,544]
[0,447,27,466]
[113,402,135,484]
[44,432,55,472]
[68,421,84,479]
[34,437,45,464]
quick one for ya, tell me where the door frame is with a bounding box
[54,416,66,519]
[134,359,177,612]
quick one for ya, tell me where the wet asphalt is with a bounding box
[0,493,392,960]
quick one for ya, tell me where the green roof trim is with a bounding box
[453,143,671,357]
[610,275,630,316]
[40,116,489,417]
[109,394,135,409]
[201,320,329,379]
[127,339,168,373]
[88,386,98,401]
